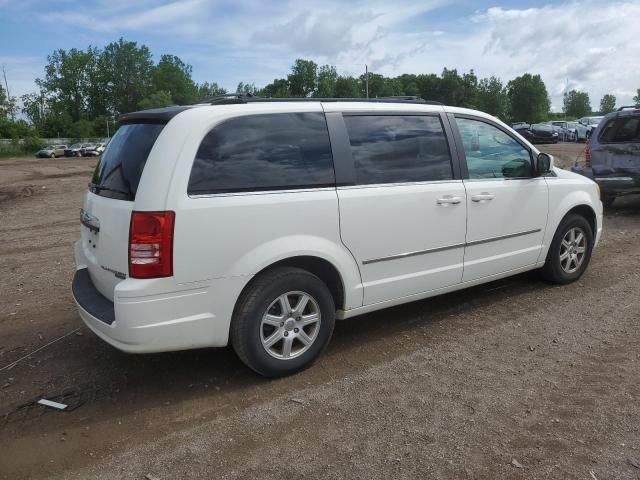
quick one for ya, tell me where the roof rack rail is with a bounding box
[617,105,640,111]
[199,94,444,106]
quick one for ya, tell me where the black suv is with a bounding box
[572,106,640,206]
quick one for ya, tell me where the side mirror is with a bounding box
[536,152,553,176]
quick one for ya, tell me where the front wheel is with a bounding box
[231,267,336,377]
[541,214,594,284]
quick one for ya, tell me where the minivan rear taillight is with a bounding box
[584,138,591,167]
[128,211,175,279]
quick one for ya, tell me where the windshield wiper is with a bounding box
[88,182,131,198]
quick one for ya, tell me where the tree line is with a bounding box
[1,38,639,141]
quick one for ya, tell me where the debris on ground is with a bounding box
[511,459,524,469]
[37,399,67,410]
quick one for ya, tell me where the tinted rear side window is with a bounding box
[599,116,640,143]
[188,113,334,195]
[90,123,164,200]
[343,115,452,185]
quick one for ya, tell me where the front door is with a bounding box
[336,113,467,305]
[452,116,549,282]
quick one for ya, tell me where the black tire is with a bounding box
[541,213,594,284]
[230,267,336,377]
[50,153,55,158]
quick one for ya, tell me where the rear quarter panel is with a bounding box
[137,104,364,311]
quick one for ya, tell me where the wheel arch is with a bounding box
[237,255,347,312]
[565,204,597,237]
[540,191,600,265]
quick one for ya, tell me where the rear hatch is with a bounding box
[80,123,165,300]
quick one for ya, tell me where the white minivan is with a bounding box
[73,96,603,377]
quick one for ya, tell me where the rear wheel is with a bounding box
[541,214,593,284]
[231,267,336,377]
[50,153,55,158]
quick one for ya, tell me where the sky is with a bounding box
[0,0,638,112]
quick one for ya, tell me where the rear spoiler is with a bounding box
[118,106,195,125]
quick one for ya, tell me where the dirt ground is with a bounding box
[1,144,639,480]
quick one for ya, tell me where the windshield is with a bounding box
[69,143,81,149]
[90,123,165,201]
[588,117,603,125]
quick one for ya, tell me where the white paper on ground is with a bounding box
[37,398,68,410]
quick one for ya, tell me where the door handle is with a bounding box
[471,193,495,202]
[436,195,462,205]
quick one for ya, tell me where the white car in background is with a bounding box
[72,96,603,377]
[578,116,604,137]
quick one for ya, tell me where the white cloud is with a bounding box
[5,0,640,111]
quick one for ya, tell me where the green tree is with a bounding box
[334,76,361,97]
[563,90,591,117]
[416,74,441,103]
[599,94,616,114]
[38,47,97,121]
[0,82,17,120]
[316,65,337,97]
[69,119,95,139]
[138,90,173,110]
[437,68,465,106]
[196,82,227,100]
[152,54,197,104]
[259,78,289,97]
[99,38,154,115]
[288,59,317,97]
[21,91,47,133]
[507,74,550,123]
[477,76,508,119]
[396,74,420,96]
[235,82,258,95]
[461,70,478,108]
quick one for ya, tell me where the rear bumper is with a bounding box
[71,266,235,353]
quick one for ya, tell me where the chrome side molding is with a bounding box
[363,228,542,265]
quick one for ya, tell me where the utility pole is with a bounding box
[106,119,110,139]
[2,65,15,120]
[365,64,369,99]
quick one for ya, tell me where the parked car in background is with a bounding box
[578,116,604,137]
[80,143,96,156]
[72,97,601,377]
[81,143,107,156]
[573,106,640,206]
[513,123,559,144]
[65,143,92,157]
[566,121,589,142]
[35,145,67,158]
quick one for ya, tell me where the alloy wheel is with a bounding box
[559,227,587,274]
[260,291,321,360]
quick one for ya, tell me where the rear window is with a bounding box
[90,123,164,200]
[598,116,640,143]
[188,113,334,195]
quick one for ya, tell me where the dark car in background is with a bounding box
[65,143,92,157]
[572,106,640,206]
[513,123,559,144]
